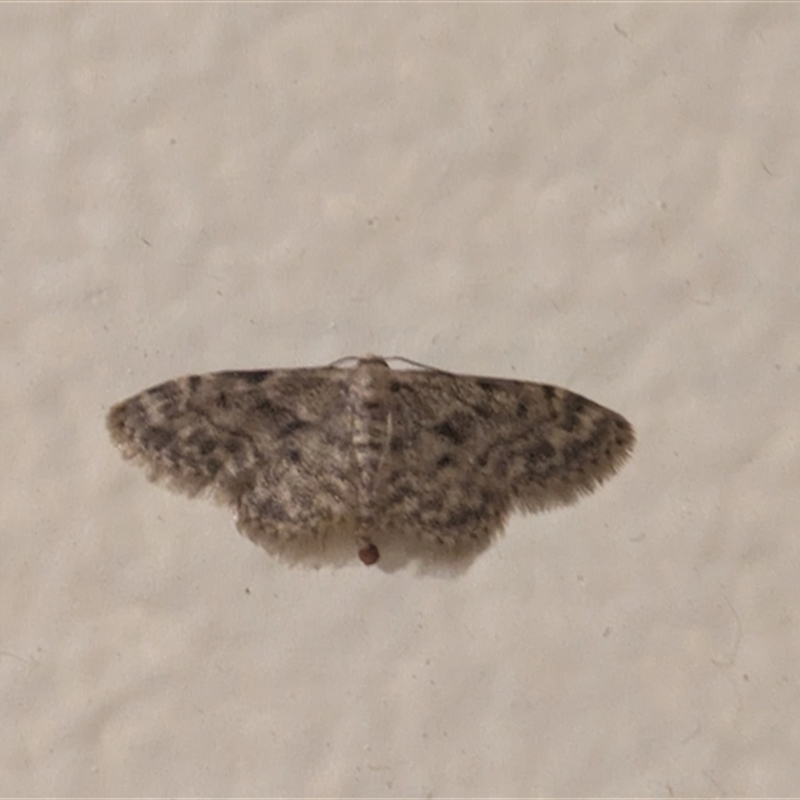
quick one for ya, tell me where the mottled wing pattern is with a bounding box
[371,369,635,565]
[108,357,635,572]
[107,368,359,563]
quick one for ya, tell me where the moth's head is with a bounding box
[358,355,390,368]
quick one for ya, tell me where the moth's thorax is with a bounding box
[349,359,393,516]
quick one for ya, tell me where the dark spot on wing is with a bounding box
[256,398,279,415]
[146,384,176,405]
[186,429,211,449]
[215,392,230,410]
[223,370,273,383]
[562,393,587,432]
[253,493,291,522]
[144,426,174,451]
[388,483,413,505]
[446,507,480,528]
[280,419,308,437]
[433,419,468,445]
[471,402,492,419]
[225,439,244,456]
[526,441,557,466]
[562,439,589,466]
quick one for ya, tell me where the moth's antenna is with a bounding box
[329,355,451,373]
[384,356,449,372]
[329,356,361,368]
[330,355,441,370]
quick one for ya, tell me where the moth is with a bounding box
[107,356,635,572]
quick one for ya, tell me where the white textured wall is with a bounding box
[3,5,799,797]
